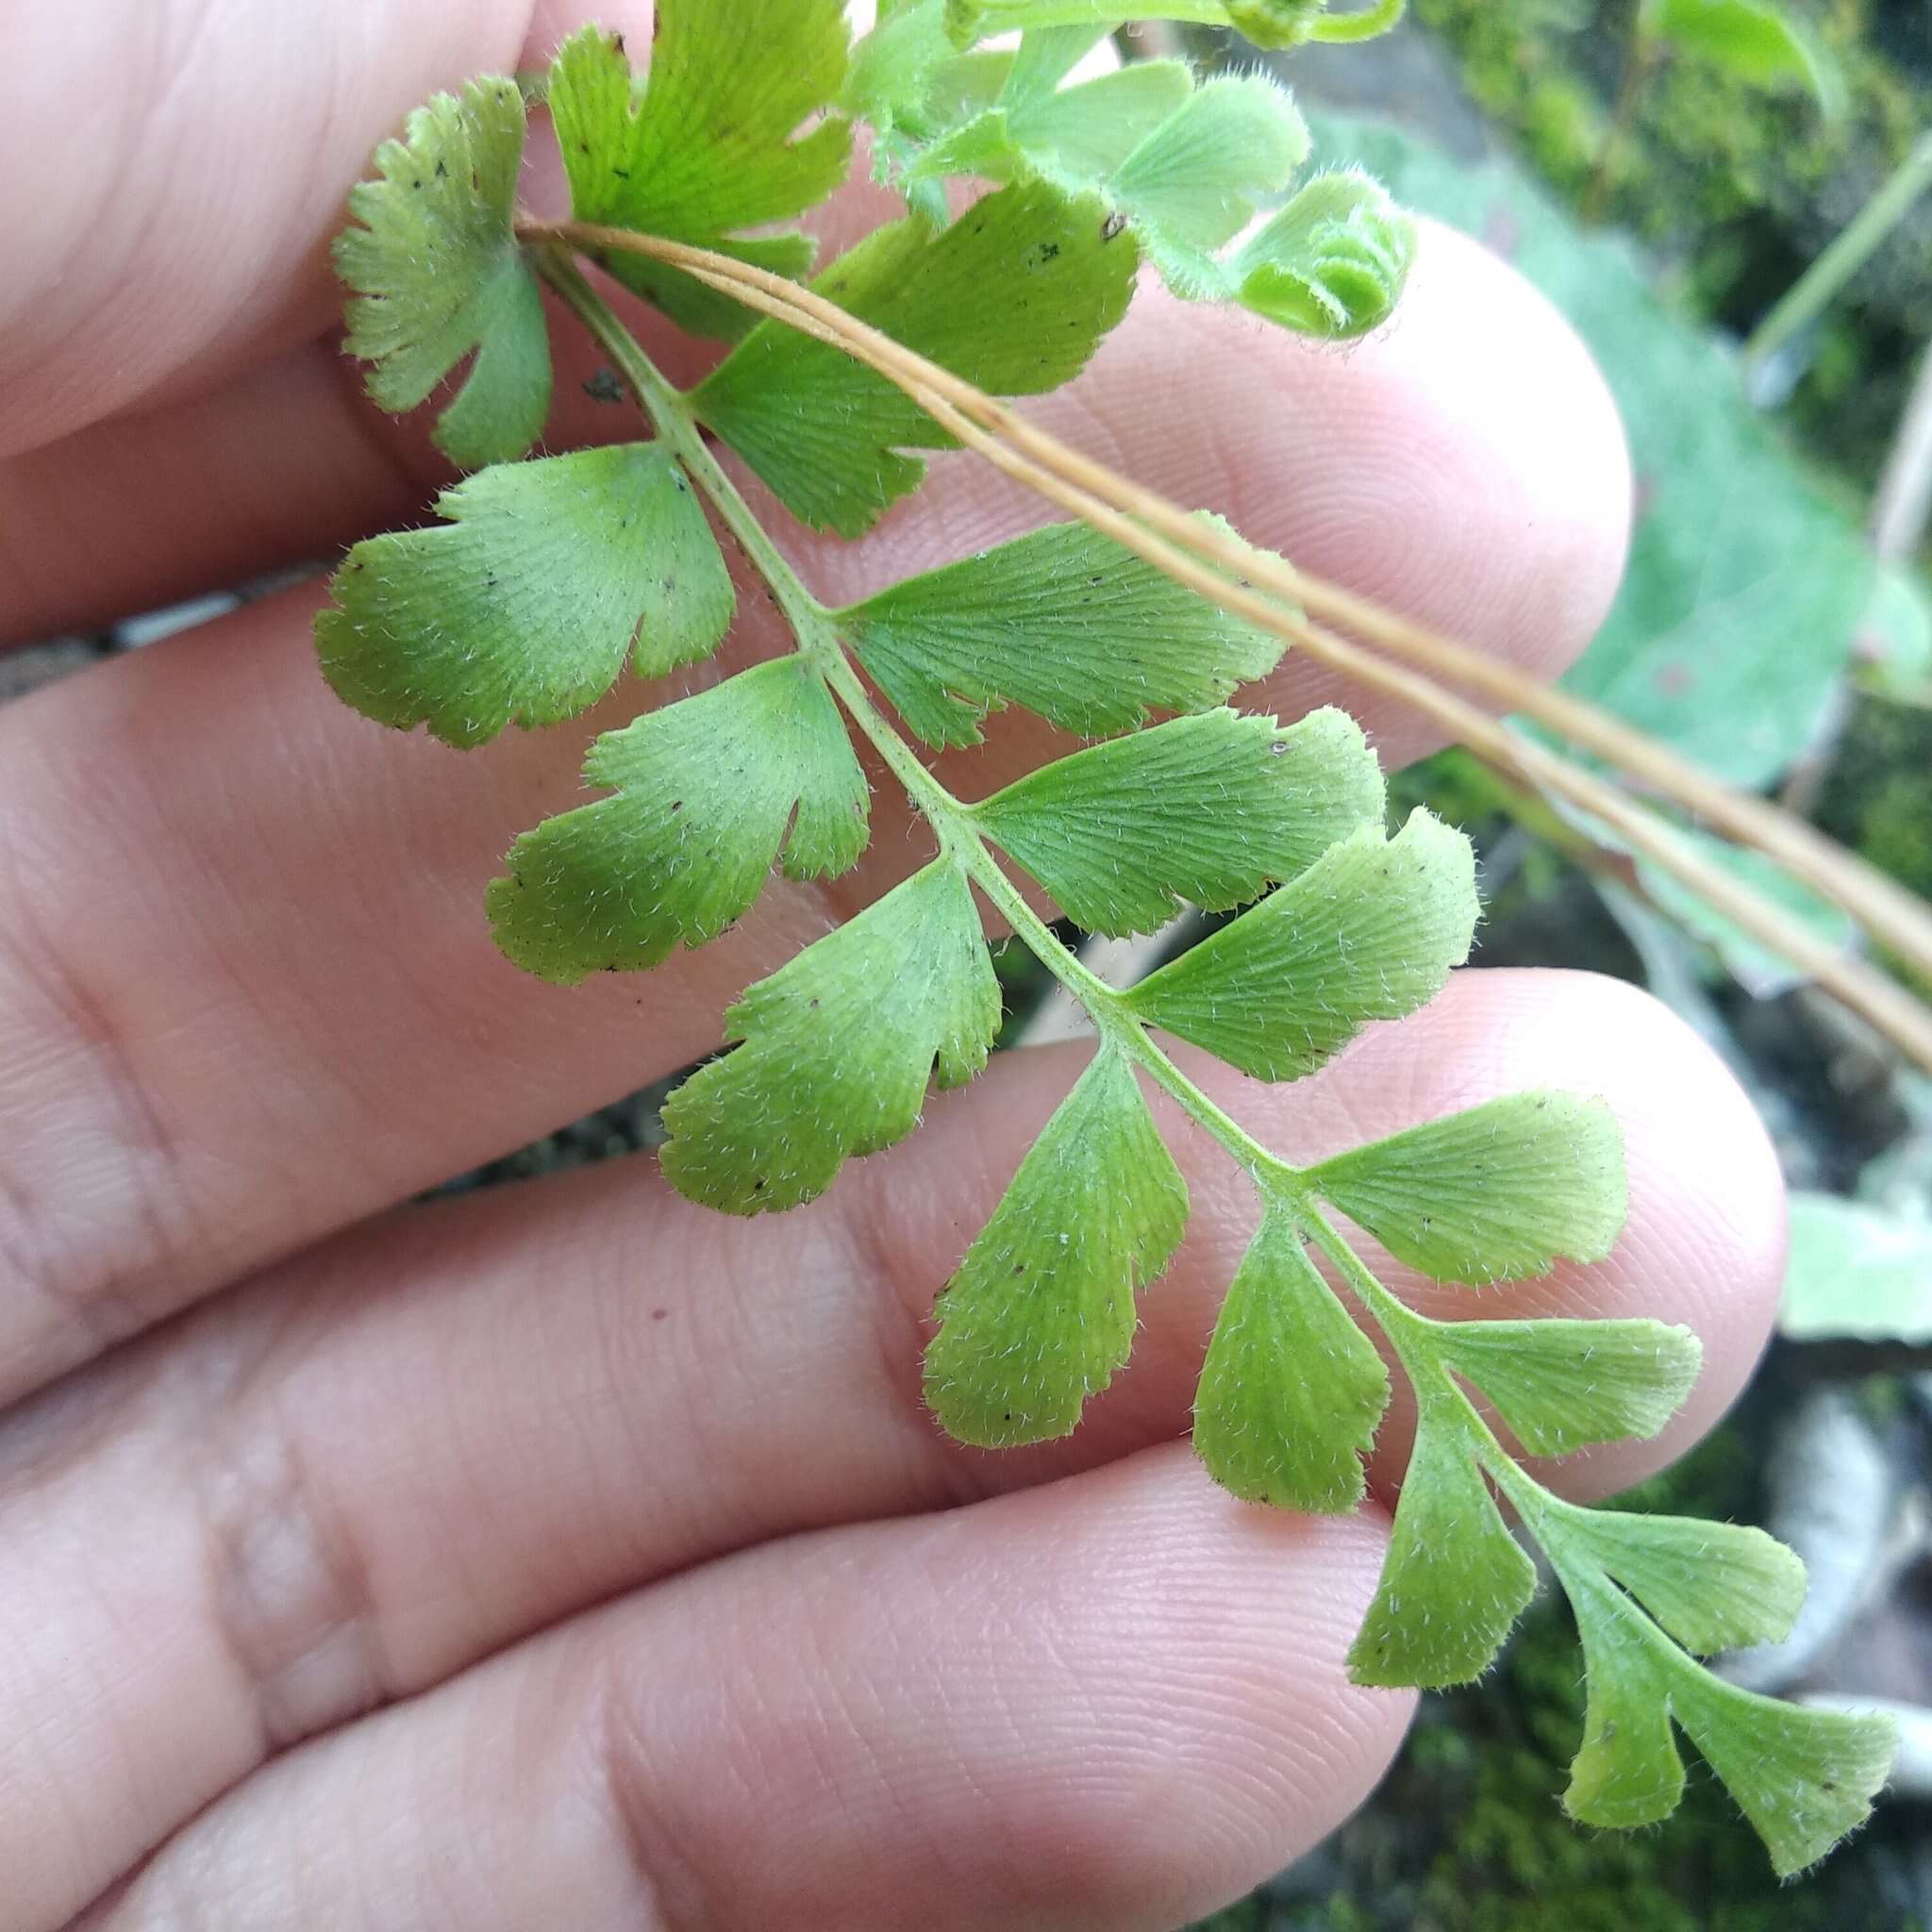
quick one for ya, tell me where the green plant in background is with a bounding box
[318,0,1895,1875]
[1315,108,1874,789]
[1589,0,1837,214]
[1412,0,1932,486]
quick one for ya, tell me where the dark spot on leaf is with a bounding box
[583,368,625,404]
[612,166,631,180]
[434,159,447,178]
[1101,211,1129,242]
[669,799,683,812]
[651,1307,668,1322]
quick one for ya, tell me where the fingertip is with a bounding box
[1227,216,1634,767]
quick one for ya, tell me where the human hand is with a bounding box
[0,5,1788,1927]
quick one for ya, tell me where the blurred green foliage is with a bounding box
[1413,0,1932,487]
[1316,110,1872,786]
[1818,691,1932,913]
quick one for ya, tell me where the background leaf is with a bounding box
[1780,1192,1932,1343]
[1315,113,1873,789]
[1641,0,1837,108]
[318,445,733,748]
[924,1047,1190,1445]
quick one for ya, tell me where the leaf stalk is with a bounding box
[522,215,1932,1074]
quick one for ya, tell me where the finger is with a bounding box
[3,226,1630,725]
[0,225,1630,1398]
[76,1448,1407,1932]
[0,176,908,650]
[1,971,1781,1923]
[0,0,658,462]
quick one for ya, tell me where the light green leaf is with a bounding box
[335,77,550,469]
[1348,1382,1537,1688]
[1307,1091,1627,1285]
[660,859,1000,1213]
[691,181,1139,535]
[1862,559,1932,697]
[1781,1192,1932,1343]
[1544,1498,1807,1655]
[317,445,734,748]
[910,61,1194,186]
[1231,172,1417,339]
[1247,0,1408,45]
[840,519,1284,747]
[943,2,1404,50]
[845,1,976,141]
[1125,811,1478,1082]
[1540,1500,1885,1869]
[1667,1660,1896,1878]
[975,708,1385,937]
[1437,1319,1701,1458]
[488,659,867,984]
[908,65,1308,299]
[1111,75,1312,275]
[1561,1566,1688,1830]
[548,8,852,341]
[1193,1210,1390,1511]
[924,1047,1190,1445]
[1641,0,1833,103]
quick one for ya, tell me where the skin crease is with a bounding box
[0,3,1787,1928]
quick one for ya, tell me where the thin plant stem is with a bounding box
[1744,130,1932,375]
[533,245,1321,1202]
[525,220,1932,978]
[522,220,1932,1072]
